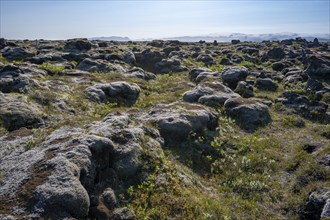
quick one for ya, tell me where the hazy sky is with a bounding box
[0,0,329,40]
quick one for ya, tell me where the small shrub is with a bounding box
[274,103,286,112]
[28,90,57,106]
[281,115,305,128]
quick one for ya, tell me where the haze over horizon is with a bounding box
[0,0,329,40]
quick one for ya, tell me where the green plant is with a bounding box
[209,64,224,72]
[321,93,330,103]
[12,60,24,65]
[238,61,256,69]
[292,42,301,49]
[28,90,57,106]
[90,102,119,119]
[70,60,78,68]
[184,57,205,68]
[39,62,65,75]
[0,55,9,64]
[134,73,192,109]
[25,128,48,150]
[281,115,305,128]
[273,103,286,112]
[284,82,307,94]
[127,44,134,49]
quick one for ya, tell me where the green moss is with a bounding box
[134,73,192,109]
[209,64,224,72]
[238,61,257,69]
[0,55,9,64]
[90,102,120,119]
[39,62,65,75]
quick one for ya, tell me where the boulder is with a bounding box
[243,54,258,64]
[299,189,330,220]
[62,52,91,62]
[2,47,34,60]
[183,81,240,107]
[254,78,278,91]
[272,62,287,71]
[154,58,187,74]
[0,127,90,218]
[230,54,243,63]
[305,55,330,79]
[86,81,140,106]
[312,38,320,47]
[188,67,212,82]
[0,112,163,218]
[28,53,65,64]
[147,40,164,48]
[319,154,330,167]
[87,113,147,179]
[122,50,136,65]
[284,74,305,88]
[101,188,117,210]
[77,58,125,73]
[234,81,254,98]
[33,156,90,218]
[241,47,259,55]
[267,47,285,60]
[220,57,233,65]
[98,41,108,47]
[195,71,219,83]
[275,91,328,120]
[112,207,135,220]
[162,46,180,56]
[139,102,218,145]
[125,67,155,80]
[196,54,215,66]
[281,39,294,45]
[0,64,38,93]
[305,78,324,92]
[64,39,92,51]
[135,49,165,72]
[224,97,271,131]
[231,39,240,44]
[0,38,7,49]
[221,66,248,89]
[0,93,44,131]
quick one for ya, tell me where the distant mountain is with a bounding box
[89,36,131,41]
[89,33,329,42]
[161,33,330,42]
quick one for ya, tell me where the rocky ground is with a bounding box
[0,37,329,219]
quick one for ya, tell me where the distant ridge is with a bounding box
[89,36,131,41]
[89,33,329,42]
[161,33,330,42]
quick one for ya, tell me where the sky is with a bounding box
[0,0,329,40]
